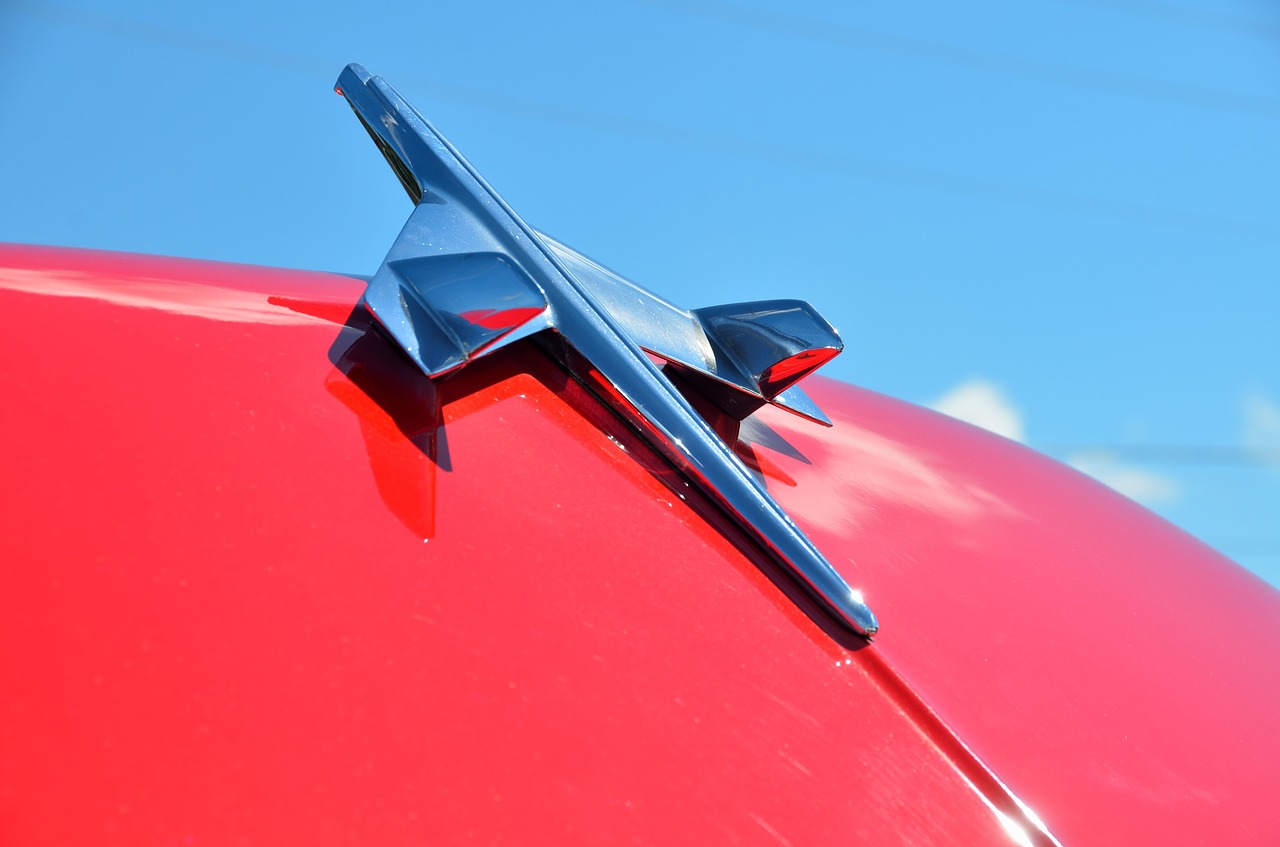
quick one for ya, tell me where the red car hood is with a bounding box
[2,243,1277,846]
[770,377,1280,844]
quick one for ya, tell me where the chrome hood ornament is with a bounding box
[336,64,878,638]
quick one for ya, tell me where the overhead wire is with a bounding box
[1036,442,1280,557]
[1039,444,1280,466]
[6,1,1280,244]
[1047,0,1280,41]
[634,0,1280,120]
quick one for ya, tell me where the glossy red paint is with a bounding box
[761,383,1280,845]
[2,244,1277,845]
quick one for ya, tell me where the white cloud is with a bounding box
[931,378,1025,442]
[1242,392,1280,465]
[1067,451,1181,506]
[930,377,1182,506]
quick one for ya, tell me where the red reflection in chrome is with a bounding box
[458,306,547,331]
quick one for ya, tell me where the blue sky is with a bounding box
[3,0,1278,584]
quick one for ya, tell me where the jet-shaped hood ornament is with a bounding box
[336,64,878,638]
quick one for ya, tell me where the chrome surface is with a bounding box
[336,63,878,638]
[538,234,838,427]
